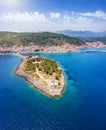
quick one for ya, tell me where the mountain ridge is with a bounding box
[57,30,106,38]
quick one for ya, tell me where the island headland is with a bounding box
[15,56,65,98]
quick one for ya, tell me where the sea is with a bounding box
[0,48,106,130]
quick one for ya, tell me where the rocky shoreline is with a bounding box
[14,57,66,98]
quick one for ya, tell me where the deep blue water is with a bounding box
[0,52,106,130]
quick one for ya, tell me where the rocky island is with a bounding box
[15,56,65,98]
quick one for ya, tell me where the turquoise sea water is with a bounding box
[0,51,106,130]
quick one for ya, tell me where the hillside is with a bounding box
[85,37,106,44]
[0,32,83,47]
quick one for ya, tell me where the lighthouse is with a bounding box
[50,78,57,88]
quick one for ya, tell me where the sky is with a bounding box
[0,0,106,32]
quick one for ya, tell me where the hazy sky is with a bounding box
[0,0,106,32]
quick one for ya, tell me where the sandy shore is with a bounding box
[14,57,66,98]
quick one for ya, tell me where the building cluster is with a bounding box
[0,42,105,54]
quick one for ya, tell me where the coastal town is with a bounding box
[0,41,106,54]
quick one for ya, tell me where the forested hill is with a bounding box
[0,32,84,47]
[85,37,106,44]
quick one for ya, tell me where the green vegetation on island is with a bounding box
[24,56,62,81]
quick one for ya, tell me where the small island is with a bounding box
[15,56,65,98]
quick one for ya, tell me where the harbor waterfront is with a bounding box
[0,51,106,129]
